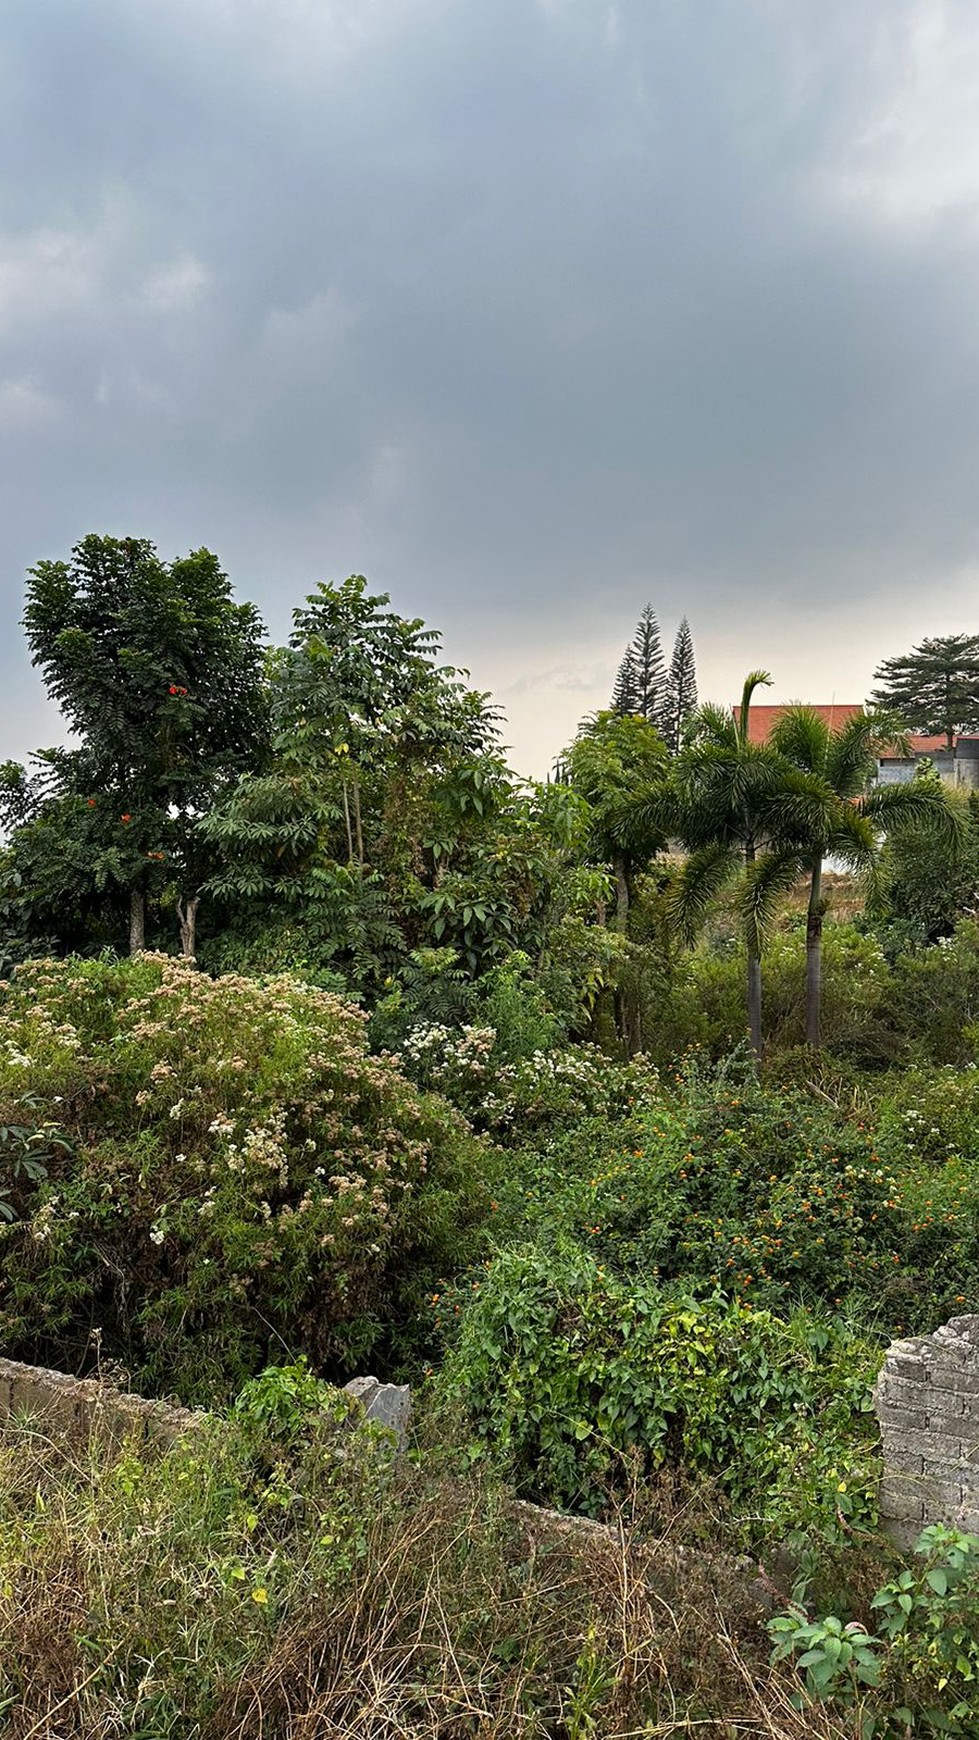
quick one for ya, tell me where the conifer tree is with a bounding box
[870,634,979,750]
[610,648,640,714]
[663,617,698,752]
[631,605,666,723]
[610,605,666,722]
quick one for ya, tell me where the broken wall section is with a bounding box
[875,1315,979,1548]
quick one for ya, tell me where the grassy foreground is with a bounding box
[0,1396,880,1740]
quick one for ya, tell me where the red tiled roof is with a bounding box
[906,735,949,756]
[732,702,864,746]
[878,734,973,758]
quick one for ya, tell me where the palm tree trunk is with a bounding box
[744,837,762,1060]
[747,954,762,1058]
[805,852,823,1048]
[129,886,145,955]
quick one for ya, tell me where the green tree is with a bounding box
[561,710,669,931]
[874,773,979,945]
[560,711,669,1053]
[611,605,666,723]
[657,673,792,1058]
[870,634,979,750]
[662,617,698,753]
[15,535,268,955]
[610,648,640,715]
[200,577,572,990]
[768,708,960,1044]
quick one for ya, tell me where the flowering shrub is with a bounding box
[397,1021,656,1136]
[0,955,493,1400]
[488,1057,979,1334]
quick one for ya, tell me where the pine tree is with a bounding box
[610,605,666,722]
[611,649,640,714]
[663,617,698,751]
[631,605,666,723]
[870,634,979,750]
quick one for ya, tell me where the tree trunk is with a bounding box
[342,780,355,864]
[177,894,200,960]
[612,852,629,931]
[805,852,823,1048]
[747,953,762,1060]
[129,886,145,955]
[352,773,364,871]
[744,836,762,1061]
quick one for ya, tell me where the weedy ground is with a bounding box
[0,1408,879,1740]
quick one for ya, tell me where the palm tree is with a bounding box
[766,707,959,1048]
[656,672,796,1058]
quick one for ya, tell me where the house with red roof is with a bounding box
[732,702,864,746]
[730,700,979,787]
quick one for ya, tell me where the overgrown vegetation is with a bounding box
[3,538,979,1733]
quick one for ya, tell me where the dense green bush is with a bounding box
[492,1059,979,1334]
[618,922,900,1069]
[0,954,494,1401]
[442,1242,881,1542]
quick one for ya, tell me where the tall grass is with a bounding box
[0,1406,871,1739]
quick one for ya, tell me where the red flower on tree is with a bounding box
[121,814,131,823]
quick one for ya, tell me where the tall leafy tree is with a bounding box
[16,534,268,954]
[562,710,669,930]
[662,617,698,752]
[870,634,979,749]
[766,707,958,1047]
[561,710,669,1052]
[200,576,561,985]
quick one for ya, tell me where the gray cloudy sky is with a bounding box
[2,0,979,774]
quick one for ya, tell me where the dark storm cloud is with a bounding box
[2,0,978,767]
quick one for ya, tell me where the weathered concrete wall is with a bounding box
[875,1315,979,1548]
[0,1355,411,1448]
[0,1356,205,1446]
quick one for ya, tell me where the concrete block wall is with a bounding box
[0,1356,205,1446]
[874,1315,979,1548]
[0,1356,411,1449]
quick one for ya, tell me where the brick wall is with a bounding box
[874,1315,979,1548]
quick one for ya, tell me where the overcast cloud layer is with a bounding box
[3,0,979,772]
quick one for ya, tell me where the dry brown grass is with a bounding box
[0,1420,877,1740]
[210,1476,866,1740]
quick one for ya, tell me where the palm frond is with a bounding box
[824,801,878,866]
[621,785,681,851]
[863,783,963,850]
[761,768,836,844]
[669,842,742,942]
[739,847,806,959]
[685,702,738,750]
[769,705,830,777]
[736,671,773,744]
[824,711,889,797]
